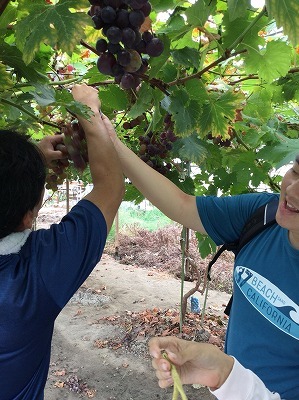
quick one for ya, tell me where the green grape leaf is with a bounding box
[128,83,154,118]
[276,72,299,101]
[245,41,292,82]
[195,232,217,259]
[15,1,90,65]
[124,183,145,204]
[171,47,200,69]
[173,135,208,164]
[169,88,201,136]
[243,88,273,122]
[150,0,178,12]
[222,12,266,50]
[165,170,195,195]
[0,42,44,82]
[199,91,242,137]
[30,84,56,107]
[152,91,164,130]
[157,14,186,37]
[98,85,128,114]
[0,3,18,33]
[266,0,299,46]
[227,0,251,21]
[0,63,13,90]
[258,134,299,168]
[185,0,216,28]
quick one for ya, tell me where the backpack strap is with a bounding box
[236,197,279,253]
[206,197,279,315]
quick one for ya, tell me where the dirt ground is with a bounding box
[43,254,230,400]
[36,203,231,400]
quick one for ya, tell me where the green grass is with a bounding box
[107,205,173,241]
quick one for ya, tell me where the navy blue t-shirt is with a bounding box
[197,192,299,400]
[0,200,107,400]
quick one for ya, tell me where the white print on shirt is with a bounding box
[234,266,299,340]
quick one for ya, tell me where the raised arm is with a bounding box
[101,116,207,234]
[71,84,124,231]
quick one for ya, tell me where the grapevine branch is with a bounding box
[0,0,10,17]
[168,49,248,86]
[228,67,299,86]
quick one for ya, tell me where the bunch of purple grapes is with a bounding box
[137,113,177,175]
[46,122,88,191]
[88,0,164,90]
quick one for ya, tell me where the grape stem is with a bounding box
[80,39,103,57]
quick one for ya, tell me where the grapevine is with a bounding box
[87,0,164,90]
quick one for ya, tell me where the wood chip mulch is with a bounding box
[93,307,228,352]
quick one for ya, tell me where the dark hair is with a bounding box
[0,130,46,238]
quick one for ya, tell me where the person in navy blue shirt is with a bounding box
[0,84,124,400]
[104,117,299,400]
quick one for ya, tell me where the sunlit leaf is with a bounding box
[15,1,90,64]
[227,0,251,21]
[244,41,292,82]
[266,0,299,46]
[0,63,13,90]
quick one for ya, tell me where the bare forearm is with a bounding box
[78,113,122,186]
[114,138,205,233]
[71,83,124,230]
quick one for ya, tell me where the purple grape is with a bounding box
[97,52,117,75]
[121,27,136,48]
[142,31,152,43]
[100,6,116,24]
[96,38,108,53]
[146,37,164,57]
[129,10,145,27]
[120,73,136,89]
[104,0,122,7]
[123,49,142,72]
[106,25,122,44]
[111,62,125,77]
[128,0,144,10]
[140,1,151,17]
[92,15,105,30]
[116,9,130,28]
[117,50,132,66]
[107,42,122,54]
[135,39,146,53]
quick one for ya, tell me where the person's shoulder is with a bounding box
[238,192,279,207]
[70,198,104,216]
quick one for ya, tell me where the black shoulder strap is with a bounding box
[236,197,279,253]
[206,197,279,315]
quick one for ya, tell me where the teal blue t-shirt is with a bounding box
[197,192,299,400]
